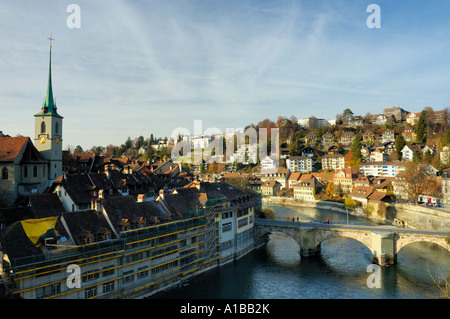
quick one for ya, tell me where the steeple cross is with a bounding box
[48,33,55,48]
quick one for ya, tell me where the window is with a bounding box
[84,287,97,299]
[82,269,100,283]
[103,281,114,294]
[24,166,28,178]
[55,122,59,134]
[222,222,232,233]
[33,165,37,177]
[41,121,46,134]
[1,167,8,180]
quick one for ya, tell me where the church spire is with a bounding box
[41,33,58,115]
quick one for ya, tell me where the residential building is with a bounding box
[333,168,357,193]
[363,131,375,144]
[406,112,421,125]
[293,177,324,202]
[0,181,258,299]
[402,129,417,143]
[361,147,371,162]
[382,141,396,155]
[440,145,450,165]
[322,133,335,149]
[305,134,318,146]
[401,144,425,162]
[260,168,290,189]
[374,114,387,126]
[261,180,282,197]
[349,186,392,205]
[286,156,313,173]
[381,130,395,144]
[287,172,302,188]
[349,116,363,128]
[370,149,389,162]
[298,117,327,129]
[340,132,355,146]
[260,156,277,172]
[442,169,450,207]
[360,161,405,177]
[321,154,345,171]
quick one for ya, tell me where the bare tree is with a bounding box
[394,162,430,204]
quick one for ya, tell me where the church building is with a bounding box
[0,35,63,206]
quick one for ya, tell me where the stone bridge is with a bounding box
[254,218,450,266]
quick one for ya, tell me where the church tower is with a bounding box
[34,34,63,182]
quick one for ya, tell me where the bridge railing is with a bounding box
[261,216,331,224]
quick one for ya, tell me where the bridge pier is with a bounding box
[300,244,321,257]
[371,231,396,266]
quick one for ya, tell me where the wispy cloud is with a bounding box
[1,0,449,149]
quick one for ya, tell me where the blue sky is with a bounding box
[1,0,449,150]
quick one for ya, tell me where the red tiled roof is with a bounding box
[0,136,29,162]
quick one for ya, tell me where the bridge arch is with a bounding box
[395,235,450,256]
[254,225,302,249]
[312,229,373,253]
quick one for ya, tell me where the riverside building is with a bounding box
[0,182,258,299]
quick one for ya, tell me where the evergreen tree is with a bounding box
[351,136,362,161]
[395,134,406,155]
[416,110,427,143]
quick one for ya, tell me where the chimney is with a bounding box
[178,163,182,173]
[91,199,102,213]
[104,165,111,179]
[137,194,146,203]
[159,189,165,200]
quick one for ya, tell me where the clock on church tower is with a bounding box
[34,33,63,181]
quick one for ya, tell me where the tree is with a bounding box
[443,130,450,146]
[325,182,335,198]
[74,145,83,154]
[351,136,362,160]
[395,162,429,205]
[124,137,133,150]
[342,108,354,125]
[344,197,357,209]
[136,136,145,149]
[395,134,406,155]
[416,110,428,143]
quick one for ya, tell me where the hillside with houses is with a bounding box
[47,105,450,213]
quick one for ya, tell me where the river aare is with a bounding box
[152,205,450,299]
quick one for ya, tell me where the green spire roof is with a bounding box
[35,37,62,118]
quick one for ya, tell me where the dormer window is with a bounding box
[85,233,95,244]
[123,220,131,231]
[103,231,111,241]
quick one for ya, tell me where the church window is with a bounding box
[2,168,8,180]
[55,122,59,134]
[41,121,46,134]
[33,165,38,177]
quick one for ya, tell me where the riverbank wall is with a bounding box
[389,204,450,231]
[262,197,347,213]
[262,197,450,232]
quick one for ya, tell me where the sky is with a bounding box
[1,0,450,150]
